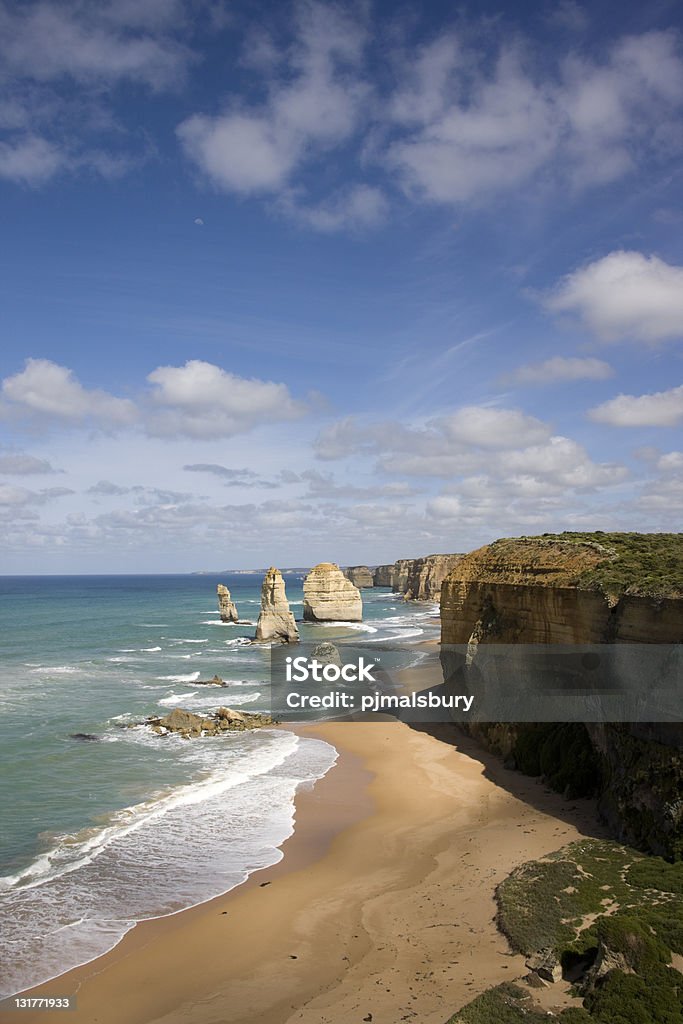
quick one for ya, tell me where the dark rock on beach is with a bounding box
[145,705,274,738]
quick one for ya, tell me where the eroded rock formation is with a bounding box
[146,706,273,738]
[303,563,362,622]
[440,538,681,645]
[254,567,299,643]
[344,565,374,588]
[373,564,394,587]
[367,554,464,599]
[439,534,683,857]
[217,583,239,623]
[402,554,464,601]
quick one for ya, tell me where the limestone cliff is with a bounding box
[217,583,239,623]
[440,533,683,858]
[370,554,463,600]
[254,567,299,643]
[303,563,362,622]
[440,537,682,644]
[373,564,395,587]
[402,553,464,601]
[344,565,375,588]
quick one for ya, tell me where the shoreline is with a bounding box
[2,659,608,1024]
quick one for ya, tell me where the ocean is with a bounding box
[0,573,438,997]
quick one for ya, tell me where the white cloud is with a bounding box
[0,3,191,90]
[435,406,552,449]
[589,385,683,427]
[0,358,309,441]
[426,495,462,519]
[545,251,683,342]
[146,359,307,438]
[502,436,627,490]
[1,359,138,427]
[385,30,683,203]
[0,483,72,507]
[505,356,614,385]
[657,451,683,472]
[280,184,388,233]
[177,2,367,196]
[314,407,552,462]
[0,135,66,185]
[0,451,56,474]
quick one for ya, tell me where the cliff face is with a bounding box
[403,553,464,601]
[370,553,463,600]
[440,536,683,858]
[345,565,375,588]
[440,539,682,644]
[217,583,239,623]
[303,563,363,622]
[373,564,394,587]
[254,567,299,642]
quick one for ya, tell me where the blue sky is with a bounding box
[1,0,682,572]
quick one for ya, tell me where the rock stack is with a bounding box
[303,563,362,622]
[217,583,239,623]
[254,567,299,642]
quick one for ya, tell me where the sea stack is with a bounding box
[217,583,239,623]
[254,567,299,643]
[303,563,362,622]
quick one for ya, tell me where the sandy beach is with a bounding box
[3,660,606,1024]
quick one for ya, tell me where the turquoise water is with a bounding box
[0,574,438,997]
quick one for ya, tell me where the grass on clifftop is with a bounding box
[450,840,683,1024]
[515,532,683,598]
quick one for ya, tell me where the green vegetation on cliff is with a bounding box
[451,840,683,1023]
[516,531,683,598]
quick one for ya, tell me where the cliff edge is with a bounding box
[439,532,683,858]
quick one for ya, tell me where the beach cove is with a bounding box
[7,658,605,1024]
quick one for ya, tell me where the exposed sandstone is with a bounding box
[373,564,395,587]
[254,567,299,643]
[344,565,374,588]
[440,538,682,644]
[439,534,683,857]
[303,563,362,622]
[369,554,463,599]
[217,583,239,623]
[402,553,464,601]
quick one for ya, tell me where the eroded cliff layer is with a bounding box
[303,563,362,622]
[402,553,464,601]
[440,533,683,857]
[371,553,463,599]
[372,564,394,587]
[345,565,375,588]
[441,536,682,645]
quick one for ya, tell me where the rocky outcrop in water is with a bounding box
[439,534,683,858]
[344,565,374,588]
[146,706,273,738]
[217,583,239,623]
[254,567,299,643]
[303,563,362,622]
